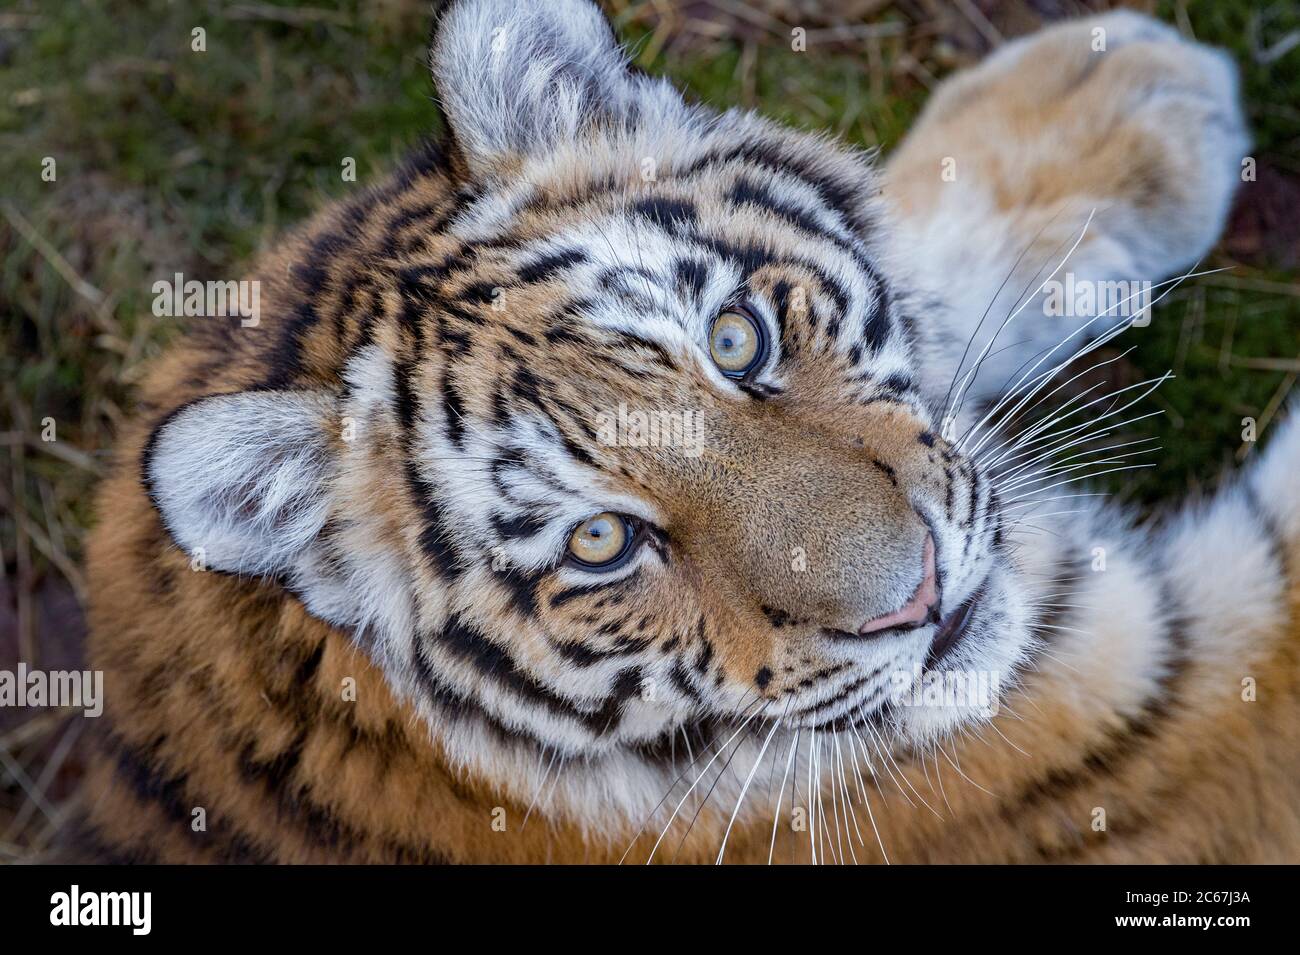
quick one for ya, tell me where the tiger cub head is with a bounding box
[144,0,1034,802]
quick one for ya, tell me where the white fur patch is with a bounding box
[430,0,685,176]
[147,391,337,577]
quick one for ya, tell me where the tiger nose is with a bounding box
[858,534,937,635]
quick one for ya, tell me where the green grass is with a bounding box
[1,0,1298,590]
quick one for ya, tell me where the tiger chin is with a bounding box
[75,1,1300,864]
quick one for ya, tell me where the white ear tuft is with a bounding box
[430,0,641,175]
[145,390,337,578]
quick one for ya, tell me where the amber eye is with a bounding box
[709,307,766,378]
[567,512,635,569]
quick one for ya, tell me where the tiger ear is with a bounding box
[143,391,338,578]
[429,0,664,177]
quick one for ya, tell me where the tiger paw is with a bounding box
[886,10,1249,285]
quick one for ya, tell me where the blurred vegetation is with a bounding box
[0,0,1297,855]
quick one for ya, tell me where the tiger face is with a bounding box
[144,0,1035,817]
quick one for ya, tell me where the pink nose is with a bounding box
[858,534,937,635]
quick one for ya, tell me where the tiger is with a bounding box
[71,0,1300,864]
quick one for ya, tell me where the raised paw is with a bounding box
[884,11,1251,413]
[885,9,1250,285]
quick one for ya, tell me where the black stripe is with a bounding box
[404,458,464,581]
[861,300,891,353]
[491,510,547,541]
[553,633,652,667]
[876,372,913,400]
[678,138,869,235]
[674,257,710,301]
[726,176,858,261]
[429,615,632,736]
[770,278,794,345]
[632,196,698,235]
[668,659,705,702]
[493,563,543,618]
[517,248,588,284]
[107,731,274,864]
[442,373,466,447]
[549,579,610,609]
[392,355,420,432]
[258,223,361,390]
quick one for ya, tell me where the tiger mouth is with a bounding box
[924,581,987,668]
[784,583,992,732]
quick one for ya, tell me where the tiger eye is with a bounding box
[567,512,631,567]
[709,309,763,376]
